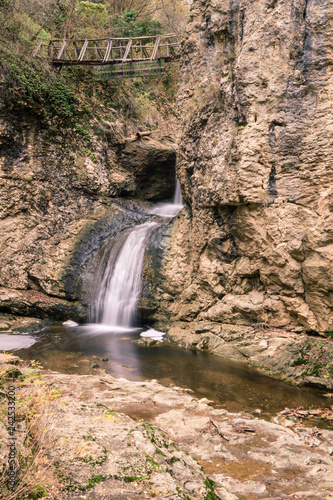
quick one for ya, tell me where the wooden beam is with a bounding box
[122,40,132,62]
[49,41,54,59]
[103,39,112,62]
[78,39,89,61]
[46,34,177,43]
[73,41,78,59]
[33,38,44,57]
[96,65,165,76]
[151,36,160,60]
[57,39,67,60]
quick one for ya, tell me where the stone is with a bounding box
[118,136,177,201]
[0,107,177,322]
[147,0,333,338]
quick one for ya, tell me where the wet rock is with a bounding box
[118,136,177,201]
[161,322,333,389]
[133,337,160,347]
[0,287,85,322]
[0,313,50,333]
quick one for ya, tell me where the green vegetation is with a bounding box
[292,353,307,366]
[309,362,321,376]
[111,9,162,37]
[77,447,107,466]
[141,422,169,453]
[0,0,189,135]
[166,456,181,464]
[55,462,106,492]
[1,50,87,120]
[123,475,145,482]
[204,477,221,500]
[86,474,106,490]
[0,359,61,499]
[30,485,48,499]
[289,338,333,381]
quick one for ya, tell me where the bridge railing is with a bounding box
[33,34,180,65]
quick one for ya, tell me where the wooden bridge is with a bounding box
[33,34,180,79]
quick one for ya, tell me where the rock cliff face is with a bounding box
[146,0,333,335]
[0,107,176,321]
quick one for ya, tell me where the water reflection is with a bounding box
[0,333,36,350]
[12,325,331,421]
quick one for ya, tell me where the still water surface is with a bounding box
[11,324,332,423]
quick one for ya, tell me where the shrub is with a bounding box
[0,49,89,121]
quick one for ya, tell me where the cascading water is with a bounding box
[174,177,183,206]
[90,177,183,331]
[150,177,183,217]
[94,221,159,327]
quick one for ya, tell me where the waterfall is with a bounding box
[90,176,183,330]
[174,177,183,206]
[91,221,158,327]
[150,177,183,217]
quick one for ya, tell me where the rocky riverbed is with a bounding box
[1,352,333,500]
[163,322,333,391]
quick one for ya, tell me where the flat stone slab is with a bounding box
[1,353,333,499]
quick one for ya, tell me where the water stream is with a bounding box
[89,177,183,332]
[150,177,184,217]
[90,220,159,327]
[2,179,332,426]
[11,326,332,425]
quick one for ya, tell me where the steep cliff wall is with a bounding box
[0,106,176,321]
[148,0,333,335]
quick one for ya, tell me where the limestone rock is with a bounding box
[150,0,333,335]
[0,106,177,321]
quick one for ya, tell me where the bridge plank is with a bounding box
[103,39,113,63]
[151,36,160,60]
[32,38,44,57]
[73,41,78,59]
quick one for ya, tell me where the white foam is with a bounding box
[62,320,79,327]
[140,328,165,342]
[150,203,183,217]
[79,324,140,335]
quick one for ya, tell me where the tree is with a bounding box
[110,9,162,38]
[106,0,153,16]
